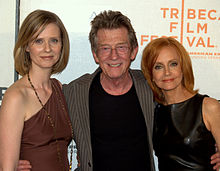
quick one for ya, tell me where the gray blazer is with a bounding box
[63,68,155,171]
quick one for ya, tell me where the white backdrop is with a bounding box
[0,0,16,104]
[18,0,220,99]
[0,0,220,170]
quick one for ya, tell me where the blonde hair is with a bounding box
[141,37,197,103]
[14,9,69,76]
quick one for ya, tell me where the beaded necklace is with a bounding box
[27,73,73,171]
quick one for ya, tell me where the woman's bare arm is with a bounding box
[203,97,220,170]
[0,88,26,171]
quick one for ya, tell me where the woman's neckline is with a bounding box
[163,93,198,106]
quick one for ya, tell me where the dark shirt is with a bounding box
[89,72,150,171]
[153,94,215,171]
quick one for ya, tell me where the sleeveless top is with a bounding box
[153,94,215,171]
[20,79,72,171]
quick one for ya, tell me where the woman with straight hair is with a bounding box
[0,10,73,171]
[141,37,220,171]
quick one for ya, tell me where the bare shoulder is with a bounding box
[203,97,220,113]
[4,79,27,101]
[0,78,28,118]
